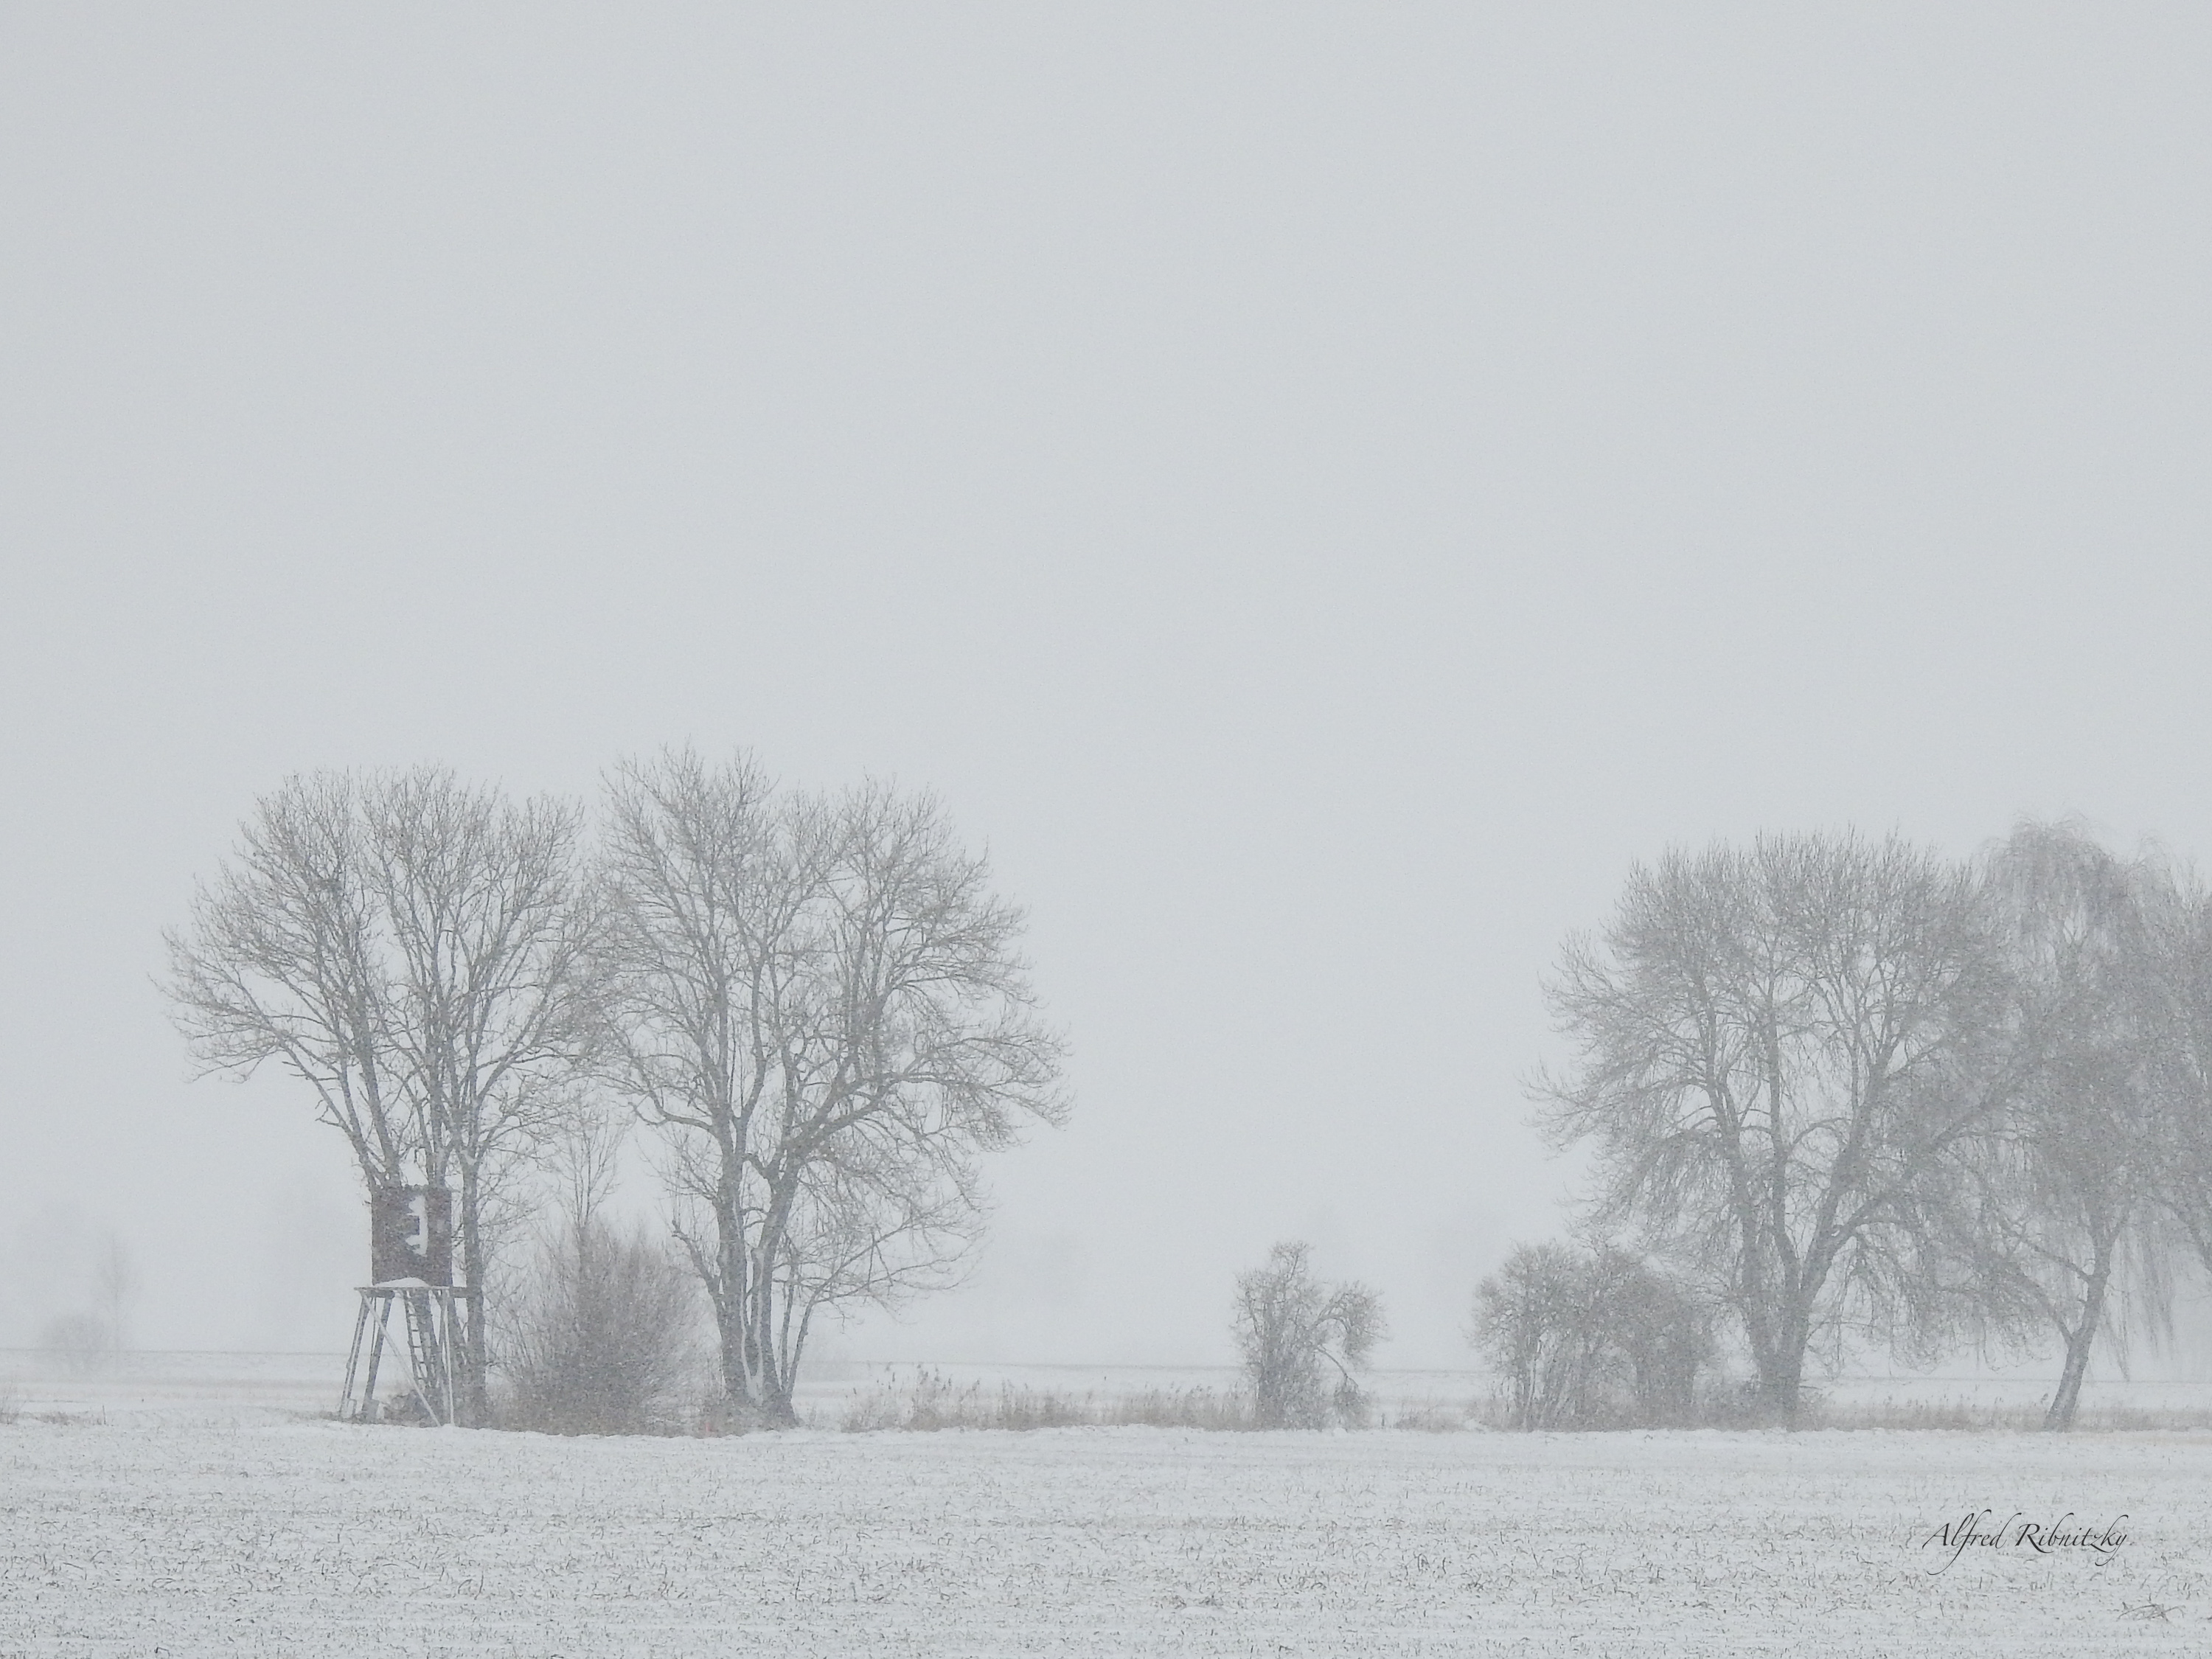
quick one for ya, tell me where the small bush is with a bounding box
[40,1314,114,1378]
[498,1217,702,1436]
[0,1377,18,1427]
[1383,1401,1470,1433]
[1231,1242,1385,1430]
[1472,1242,1717,1430]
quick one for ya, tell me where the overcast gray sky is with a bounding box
[3,7,2210,1368]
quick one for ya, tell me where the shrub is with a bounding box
[40,1314,113,1378]
[1471,1241,1715,1430]
[498,1216,702,1435]
[1231,1242,1385,1429]
[1382,1401,1470,1432]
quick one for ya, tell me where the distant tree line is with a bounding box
[1489,822,2212,1430]
[164,754,1067,1429]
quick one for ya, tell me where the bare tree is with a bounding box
[1537,832,2003,1427]
[1470,1241,1607,1430]
[2141,869,2212,1290]
[593,751,1068,1426]
[543,1091,630,1247]
[164,768,595,1423]
[1926,823,2174,1430]
[364,768,596,1422]
[93,1234,135,1359]
[1231,1241,1385,1429]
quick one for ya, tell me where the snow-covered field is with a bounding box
[6,1359,2212,1656]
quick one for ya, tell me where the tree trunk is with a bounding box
[459,1164,488,1427]
[714,1170,759,1422]
[760,1382,799,1427]
[716,1304,751,1419]
[742,1182,801,1425]
[2045,1261,2111,1432]
[748,1279,799,1427]
[1760,1306,1810,1429]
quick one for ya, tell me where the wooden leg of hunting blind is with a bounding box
[440,1290,457,1425]
[360,1293,389,1422]
[338,1295,372,1419]
[441,1289,458,1425]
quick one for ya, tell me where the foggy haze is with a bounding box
[4,7,2211,1375]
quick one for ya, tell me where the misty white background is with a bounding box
[3,9,2208,1371]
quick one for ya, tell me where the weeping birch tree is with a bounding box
[592,751,1068,1426]
[1924,823,2174,1430]
[2143,872,2212,1280]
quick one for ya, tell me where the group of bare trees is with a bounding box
[1532,823,2212,1429]
[1472,1242,1714,1430]
[174,771,2208,1436]
[164,754,1065,1428]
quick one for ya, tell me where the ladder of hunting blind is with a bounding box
[401,1288,451,1424]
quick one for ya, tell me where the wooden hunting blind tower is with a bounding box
[339,1186,474,1425]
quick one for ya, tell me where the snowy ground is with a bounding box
[6,1360,2212,1655]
